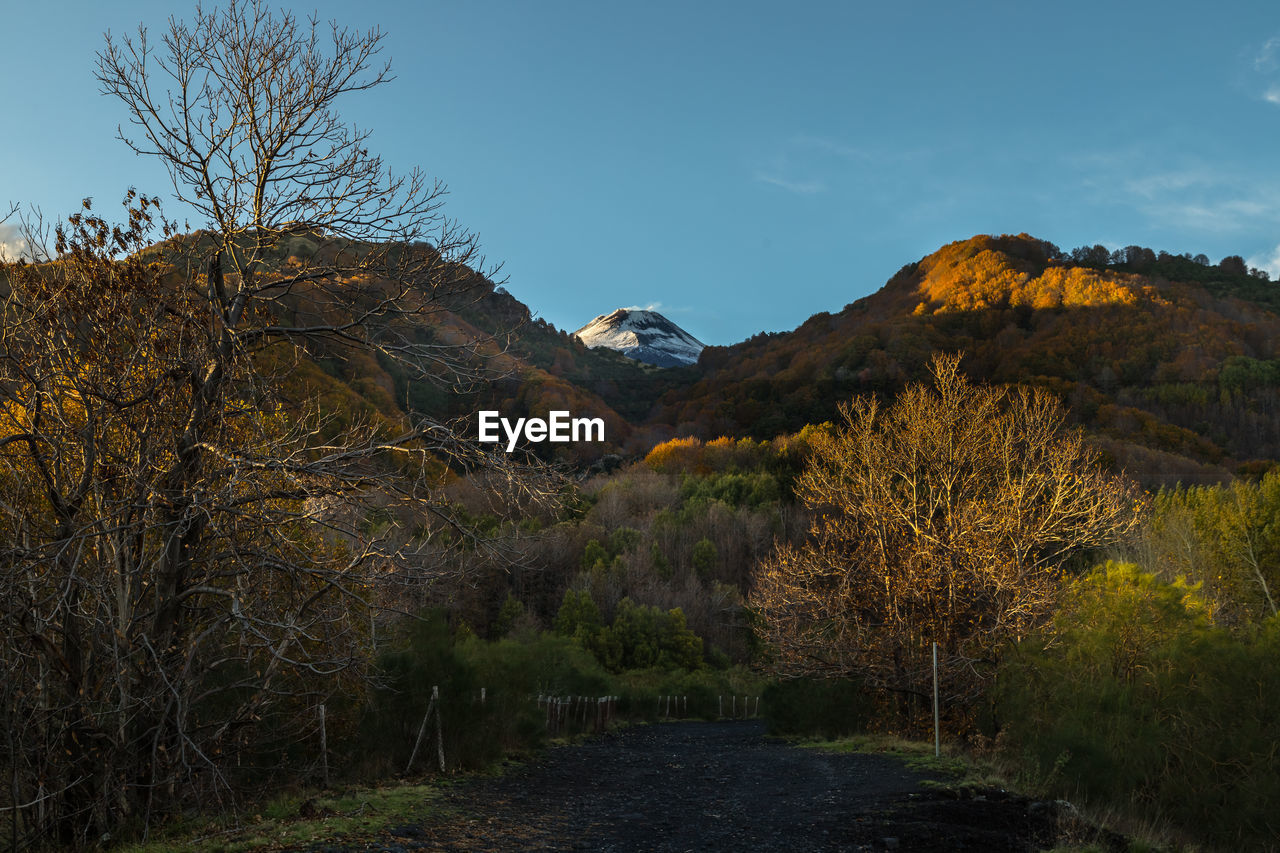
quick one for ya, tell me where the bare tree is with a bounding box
[750,354,1142,729]
[0,2,554,844]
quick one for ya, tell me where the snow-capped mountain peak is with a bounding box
[573,309,704,368]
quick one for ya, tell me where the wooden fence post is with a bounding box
[405,690,438,775]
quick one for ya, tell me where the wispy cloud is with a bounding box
[1250,36,1280,106]
[788,134,869,161]
[753,172,826,195]
[789,134,934,164]
[748,133,933,199]
[623,302,664,312]
[1146,198,1276,233]
[748,135,876,196]
[1073,151,1280,234]
[1123,169,1215,198]
[1255,36,1280,72]
[1114,168,1280,231]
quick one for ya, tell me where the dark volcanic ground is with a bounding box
[297,721,1104,852]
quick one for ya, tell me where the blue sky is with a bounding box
[5,1,1280,345]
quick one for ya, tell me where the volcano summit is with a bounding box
[573,309,704,368]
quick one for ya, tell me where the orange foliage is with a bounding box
[644,436,707,475]
[645,233,1280,477]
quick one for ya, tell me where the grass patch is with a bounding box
[796,733,972,781]
[114,782,446,852]
[795,736,1181,852]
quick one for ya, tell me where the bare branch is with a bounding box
[750,354,1144,731]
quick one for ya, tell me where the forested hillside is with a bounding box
[245,235,703,460]
[249,229,1280,487]
[650,234,1280,485]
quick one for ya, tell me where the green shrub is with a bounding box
[357,612,499,774]
[608,526,643,554]
[997,563,1280,848]
[762,678,874,737]
[680,471,783,508]
[615,666,766,721]
[691,538,717,579]
[557,592,706,673]
[581,538,608,570]
[580,599,700,672]
[356,610,642,773]
[492,593,525,638]
[554,588,602,637]
[354,609,769,785]
[460,631,612,700]
[356,613,616,774]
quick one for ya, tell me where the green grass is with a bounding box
[797,733,1012,800]
[114,782,447,852]
[795,733,972,781]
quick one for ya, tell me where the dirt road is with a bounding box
[300,721,1082,852]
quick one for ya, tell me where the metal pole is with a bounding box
[434,685,445,773]
[319,703,329,788]
[932,642,940,758]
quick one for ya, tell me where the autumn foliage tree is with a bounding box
[750,355,1141,728]
[0,198,369,844]
[0,2,553,844]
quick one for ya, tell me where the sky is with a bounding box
[6,1,1280,346]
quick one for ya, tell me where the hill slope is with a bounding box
[648,234,1280,485]
[255,238,692,461]
[255,232,1280,482]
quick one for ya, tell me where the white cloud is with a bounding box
[1247,244,1280,279]
[623,302,663,312]
[1265,87,1280,105]
[753,172,826,195]
[0,223,29,262]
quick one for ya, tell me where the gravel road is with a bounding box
[298,720,1083,852]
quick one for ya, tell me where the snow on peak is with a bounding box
[573,308,704,368]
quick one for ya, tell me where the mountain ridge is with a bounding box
[645,233,1280,485]
[212,231,1280,480]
